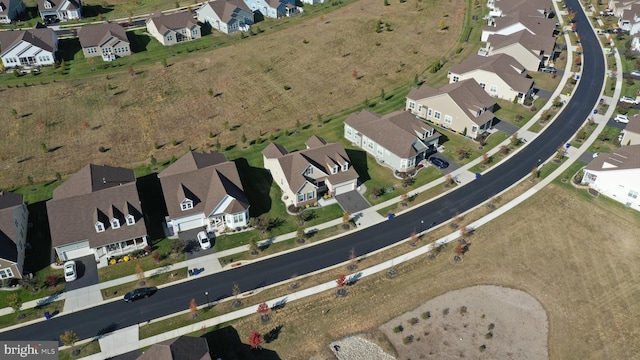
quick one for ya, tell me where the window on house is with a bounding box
[434,111,441,119]
[452,76,459,82]
[346,127,352,136]
[304,167,313,175]
[95,222,105,233]
[181,199,194,211]
[479,83,486,89]
[44,1,51,9]
[233,213,244,223]
[444,115,452,124]
[111,218,120,229]
[167,35,173,41]
[307,191,314,200]
[629,190,639,199]
[298,193,304,202]
[376,146,383,157]
[418,105,422,112]
[0,268,14,279]
[472,126,479,133]
[342,162,349,171]
[489,85,498,93]
[126,214,135,226]
[409,101,415,109]
[428,109,433,116]
[332,165,338,174]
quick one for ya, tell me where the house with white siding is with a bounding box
[0,26,57,69]
[0,0,26,24]
[197,0,253,34]
[38,0,81,23]
[146,10,201,46]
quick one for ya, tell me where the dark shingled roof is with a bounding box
[0,26,56,56]
[78,22,128,48]
[345,110,440,158]
[47,164,147,249]
[487,29,556,59]
[200,0,251,22]
[158,152,249,219]
[450,54,533,94]
[137,336,212,360]
[147,10,199,35]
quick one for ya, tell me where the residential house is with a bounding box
[47,164,148,263]
[484,29,556,71]
[0,25,57,68]
[344,110,441,172]
[608,0,640,18]
[0,0,26,24]
[158,151,250,236]
[618,3,640,34]
[197,0,254,34]
[146,10,201,46]
[406,79,497,140]
[0,191,28,280]
[38,0,81,23]
[482,5,556,42]
[448,53,534,104]
[263,135,359,207]
[581,145,640,211]
[137,336,212,360]
[242,0,297,19]
[621,113,640,146]
[78,23,131,62]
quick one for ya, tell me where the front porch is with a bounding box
[96,236,148,266]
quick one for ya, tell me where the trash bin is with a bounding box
[44,311,51,320]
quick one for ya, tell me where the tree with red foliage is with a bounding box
[45,275,59,288]
[249,331,262,349]
[336,274,347,287]
[352,69,358,80]
[189,298,198,319]
[257,302,269,314]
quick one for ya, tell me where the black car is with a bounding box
[124,287,156,302]
[429,157,449,169]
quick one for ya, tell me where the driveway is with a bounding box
[493,119,519,136]
[335,190,370,214]
[179,228,216,260]
[535,88,554,99]
[606,118,627,129]
[64,254,99,291]
[427,153,459,175]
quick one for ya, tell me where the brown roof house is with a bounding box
[158,151,250,236]
[621,113,640,146]
[406,79,497,140]
[447,53,534,104]
[482,1,556,42]
[38,0,81,23]
[0,0,26,24]
[137,336,211,360]
[196,0,254,34]
[263,135,359,207]
[46,164,148,264]
[484,29,556,71]
[0,191,28,280]
[344,110,441,173]
[78,22,131,62]
[146,10,201,46]
[0,25,57,68]
[581,145,640,212]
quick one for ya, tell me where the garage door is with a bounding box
[177,218,205,232]
[333,182,355,195]
[63,247,94,261]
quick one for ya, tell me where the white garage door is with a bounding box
[63,247,94,261]
[333,182,355,195]
[177,218,206,232]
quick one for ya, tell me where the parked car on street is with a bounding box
[64,261,77,282]
[614,114,630,123]
[620,96,639,105]
[429,157,449,169]
[124,287,157,302]
[197,231,211,250]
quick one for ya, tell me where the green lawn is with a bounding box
[101,267,188,300]
[57,340,101,360]
[0,300,63,330]
[0,266,64,309]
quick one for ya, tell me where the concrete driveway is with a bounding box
[178,228,216,260]
[335,190,371,214]
[64,254,99,291]
[493,119,520,135]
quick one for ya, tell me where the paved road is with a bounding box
[1,0,605,343]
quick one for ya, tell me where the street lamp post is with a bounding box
[205,291,210,309]
[420,220,424,233]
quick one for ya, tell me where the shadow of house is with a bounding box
[233,158,272,218]
[127,32,151,53]
[24,201,54,273]
[202,325,281,360]
[136,174,168,241]
[56,38,82,62]
[80,4,114,18]
[345,149,370,183]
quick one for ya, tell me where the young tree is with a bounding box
[348,248,358,270]
[380,88,385,102]
[482,153,490,165]
[248,237,259,255]
[45,275,58,288]
[152,251,161,263]
[249,331,262,349]
[352,69,358,80]
[60,330,79,352]
[439,18,446,30]
[135,264,145,282]
[232,282,242,307]
[257,302,270,323]
[189,298,198,319]
[336,274,347,287]
[7,293,22,314]
[296,228,306,243]
[409,231,418,246]
[342,211,351,229]
[510,133,520,147]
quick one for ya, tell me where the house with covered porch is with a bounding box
[38,0,81,23]
[0,25,57,69]
[47,164,148,264]
[158,151,250,236]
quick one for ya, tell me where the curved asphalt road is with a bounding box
[1,0,604,343]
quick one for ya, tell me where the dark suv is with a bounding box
[124,287,157,302]
[429,157,449,169]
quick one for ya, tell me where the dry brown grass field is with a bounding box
[0,0,466,187]
[222,183,640,359]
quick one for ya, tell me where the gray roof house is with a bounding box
[344,110,441,173]
[0,0,26,24]
[137,336,212,360]
[78,23,131,62]
[146,10,201,46]
[581,145,640,212]
[448,53,534,104]
[196,0,254,34]
[38,0,81,23]
[406,79,497,140]
[158,151,250,236]
[621,113,640,146]
[482,4,556,42]
[0,191,28,280]
[485,29,556,71]
[46,164,148,264]
[618,3,640,34]
[263,135,359,207]
[0,26,57,68]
